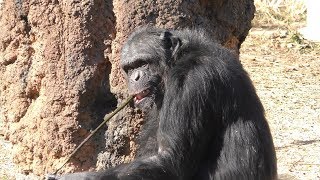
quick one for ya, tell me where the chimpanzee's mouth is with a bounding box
[134,89,151,104]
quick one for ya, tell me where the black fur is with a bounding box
[57,27,277,180]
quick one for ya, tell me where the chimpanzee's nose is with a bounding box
[131,70,145,82]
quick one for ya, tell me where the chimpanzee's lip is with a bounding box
[133,89,151,103]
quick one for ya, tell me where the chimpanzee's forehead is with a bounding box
[127,29,163,46]
[122,45,156,62]
[120,42,158,67]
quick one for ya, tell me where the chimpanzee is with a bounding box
[56,27,277,180]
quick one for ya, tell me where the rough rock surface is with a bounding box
[0,0,255,175]
[0,0,116,175]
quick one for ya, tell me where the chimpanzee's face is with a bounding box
[120,33,166,111]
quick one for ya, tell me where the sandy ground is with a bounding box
[241,27,320,180]
[1,27,320,179]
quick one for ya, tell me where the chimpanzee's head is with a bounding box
[120,28,181,111]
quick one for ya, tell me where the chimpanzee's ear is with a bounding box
[160,31,181,56]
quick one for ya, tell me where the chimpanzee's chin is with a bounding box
[135,96,155,112]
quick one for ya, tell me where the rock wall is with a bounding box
[0,0,255,175]
[0,0,116,175]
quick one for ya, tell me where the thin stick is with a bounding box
[53,95,133,175]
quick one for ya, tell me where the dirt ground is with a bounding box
[241,27,320,180]
[1,26,320,180]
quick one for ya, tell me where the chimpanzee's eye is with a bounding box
[134,59,148,68]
